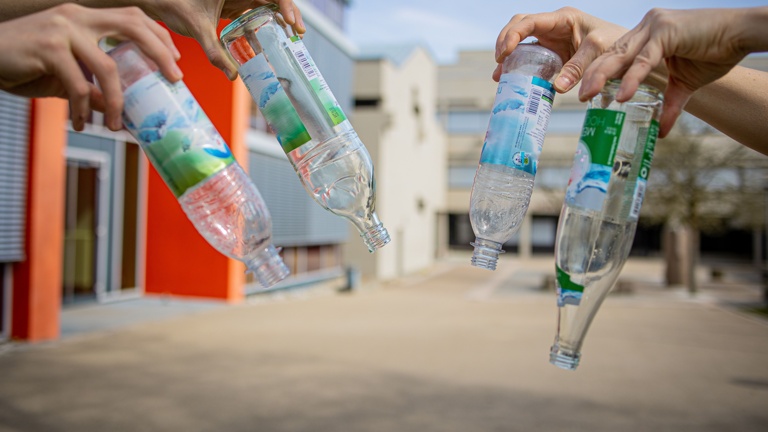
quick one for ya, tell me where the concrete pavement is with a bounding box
[1,254,767,432]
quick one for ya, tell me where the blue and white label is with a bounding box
[480,74,555,175]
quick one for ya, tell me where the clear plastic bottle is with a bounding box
[470,44,562,270]
[220,5,390,252]
[550,80,663,370]
[107,42,289,288]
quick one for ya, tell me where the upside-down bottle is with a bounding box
[550,80,663,370]
[220,5,390,252]
[108,42,289,288]
[469,44,562,270]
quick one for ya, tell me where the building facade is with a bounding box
[0,0,357,342]
[349,45,448,280]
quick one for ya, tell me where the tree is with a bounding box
[644,117,768,293]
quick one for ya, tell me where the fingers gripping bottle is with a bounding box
[108,42,289,289]
[469,44,562,270]
[220,5,390,253]
[550,81,663,370]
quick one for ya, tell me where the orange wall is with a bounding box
[12,98,68,341]
[144,26,250,302]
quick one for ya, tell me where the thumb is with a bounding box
[196,26,239,80]
[492,63,502,82]
[553,44,602,93]
[658,82,692,138]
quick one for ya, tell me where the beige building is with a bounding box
[347,45,448,281]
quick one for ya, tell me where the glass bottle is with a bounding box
[220,5,390,252]
[470,44,562,270]
[108,42,289,288]
[550,80,663,370]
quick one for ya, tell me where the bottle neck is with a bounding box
[470,238,505,271]
[246,244,290,289]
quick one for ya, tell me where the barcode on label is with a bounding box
[630,180,646,220]
[294,49,317,80]
[527,87,543,115]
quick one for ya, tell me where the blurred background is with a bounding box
[1,1,768,431]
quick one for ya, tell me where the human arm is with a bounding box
[0,1,306,80]
[0,3,182,131]
[579,7,768,140]
[684,66,768,155]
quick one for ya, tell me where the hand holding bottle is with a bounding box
[0,3,181,132]
[580,7,768,138]
[493,7,628,92]
[144,0,305,80]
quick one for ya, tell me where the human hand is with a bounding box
[147,0,305,80]
[579,7,768,138]
[494,7,627,93]
[0,3,181,132]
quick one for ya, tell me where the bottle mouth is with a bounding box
[246,245,290,289]
[470,240,504,271]
[549,343,581,371]
[362,223,390,253]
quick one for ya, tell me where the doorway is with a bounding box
[62,149,110,305]
[0,264,10,342]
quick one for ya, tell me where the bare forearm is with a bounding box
[686,66,768,155]
[0,0,144,22]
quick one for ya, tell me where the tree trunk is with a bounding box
[685,227,700,294]
[663,222,698,292]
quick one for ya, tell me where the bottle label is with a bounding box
[556,265,584,307]
[288,35,348,126]
[123,72,235,197]
[629,120,660,221]
[565,108,625,211]
[480,74,555,175]
[240,54,312,153]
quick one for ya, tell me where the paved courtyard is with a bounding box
[1,255,767,432]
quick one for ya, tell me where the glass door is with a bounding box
[62,149,110,305]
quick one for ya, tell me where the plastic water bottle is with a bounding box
[220,5,390,252]
[470,44,562,270]
[550,80,663,370]
[108,42,289,289]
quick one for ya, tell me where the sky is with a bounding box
[346,0,768,64]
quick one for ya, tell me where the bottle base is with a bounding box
[246,245,290,289]
[549,344,581,371]
[470,240,504,271]
[362,223,391,252]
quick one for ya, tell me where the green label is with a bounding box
[123,72,235,197]
[556,265,583,306]
[289,38,348,126]
[239,54,311,153]
[581,108,624,166]
[639,120,660,181]
[565,109,626,211]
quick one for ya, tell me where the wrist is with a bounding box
[120,0,164,20]
[741,7,768,53]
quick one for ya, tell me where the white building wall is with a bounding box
[348,47,447,280]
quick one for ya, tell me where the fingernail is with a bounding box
[286,9,295,24]
[172,45,181,60]
[496,43,506,61]
[172,63,183,80]
[555,75,572,92]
